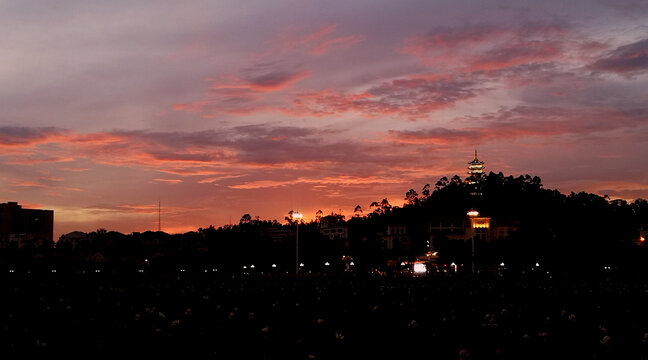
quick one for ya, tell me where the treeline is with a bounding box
[1,172,647,275]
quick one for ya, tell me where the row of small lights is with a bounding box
[6,263,352,273]
[6,263,620,273]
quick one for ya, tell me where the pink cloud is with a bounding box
[285,75,481,120]
[173,69,311,117]
[468,40,562,71]
[400,22,574,72]
[273,23,365,56]
[310,34,366,55]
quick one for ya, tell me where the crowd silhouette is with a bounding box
[2,269,648,359]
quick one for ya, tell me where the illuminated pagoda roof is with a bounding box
[467,150,485,184]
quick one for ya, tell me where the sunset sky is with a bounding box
[1,0,647,239]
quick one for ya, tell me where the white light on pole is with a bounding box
[292,212,303,275]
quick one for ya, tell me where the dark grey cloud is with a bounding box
[0,126,65,145]
[588,38,648,76]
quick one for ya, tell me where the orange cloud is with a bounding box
[5,156,75,165]
[208,70,312,93]
[152,178,183,184]
[11,181,51,188]
[229,175,402,190]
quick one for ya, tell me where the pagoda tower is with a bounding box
[467,150,485,196]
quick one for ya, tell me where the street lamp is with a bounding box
[292,212,303,274]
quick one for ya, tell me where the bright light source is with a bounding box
[243,266,247,269]
[292,212,303,220]
[467,210,480,217]
[271,264,277,268]
[138,269,144,273]
[401,262,406,266]
[500,262,505,267]
[250,264,255,269]
[413,263,427,273]
[324,262,330,266]
[299,263,304,267]
[535,262,540,267]
[52,269,57,273]
[350,262,354,266]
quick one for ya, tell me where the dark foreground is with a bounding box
[1,269,648,359]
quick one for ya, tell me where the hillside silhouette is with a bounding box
[2,172,647,276]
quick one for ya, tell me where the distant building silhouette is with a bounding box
[57,231,89,249]
[427,215,518,247]
[319,214,348,241]
[384,223,409,251]
[0,202,53,248]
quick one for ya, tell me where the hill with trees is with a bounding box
[2,172,647,276]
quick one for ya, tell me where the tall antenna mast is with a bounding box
[158,200,161,232]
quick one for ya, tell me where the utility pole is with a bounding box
[158,200,161,232]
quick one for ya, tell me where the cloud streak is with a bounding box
[389,106,648,144]
[588,38,648,77]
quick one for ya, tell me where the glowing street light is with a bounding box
[292,212,303,274]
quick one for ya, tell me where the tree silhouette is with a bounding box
[354,205,363,217]
[404,188,419,206]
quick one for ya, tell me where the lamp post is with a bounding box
[471,237,475,274]
[292,212,303,275]
[467,209,479,274]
